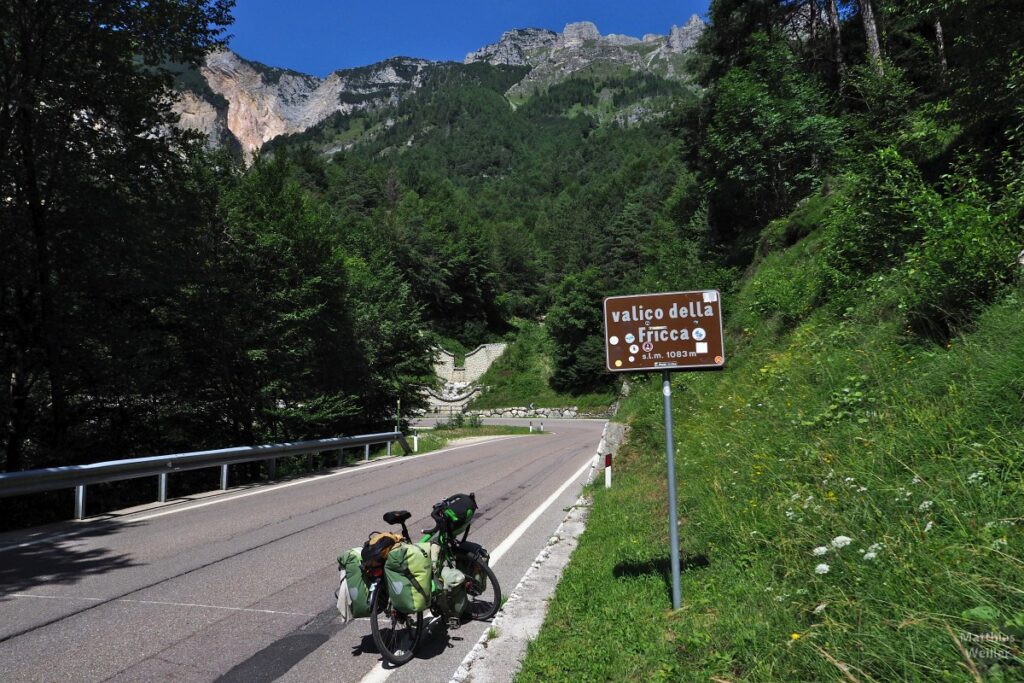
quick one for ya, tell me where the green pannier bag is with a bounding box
[437,566,468,618]
[337,547,373,619]
[384,542,432,614]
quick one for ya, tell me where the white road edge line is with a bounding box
[0,436,528,552]
[357,449,596,683]
[8,593,314,617]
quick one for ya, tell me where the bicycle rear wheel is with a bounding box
[463,557,501,621]
[369,580,423,666]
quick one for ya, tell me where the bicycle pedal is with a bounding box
[447,616,461,630]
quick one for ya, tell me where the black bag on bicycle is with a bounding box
[431,492,477,537]
[360,531,402,576]
[455,540,490,593]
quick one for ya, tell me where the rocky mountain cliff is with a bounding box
[173,51,432,156]
[465,17,705,98]
[173,17,705,155]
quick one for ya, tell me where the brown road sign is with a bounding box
[604,290,725,372]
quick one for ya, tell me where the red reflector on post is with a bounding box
[604,453,612,468]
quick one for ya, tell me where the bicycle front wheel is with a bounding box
[463,558,501,621]
[369,579,423,666]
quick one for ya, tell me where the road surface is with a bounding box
[0,419,604,682]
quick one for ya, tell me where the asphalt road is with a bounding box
[0,419,605,683]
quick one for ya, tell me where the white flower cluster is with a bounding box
[918,500,934,512]
[809,536,857,574]
[831,535,853,549]
[862,542,884,561]
[967,470,988,486]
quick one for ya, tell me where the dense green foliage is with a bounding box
[0,2,434,525]
[470,321,615,411]
[516,0,1024,679]
[2,2,1021,613]
[520,282,1024,682]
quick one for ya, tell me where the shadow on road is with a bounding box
[0,522,140,599]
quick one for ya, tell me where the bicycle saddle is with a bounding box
[383,510,411,525]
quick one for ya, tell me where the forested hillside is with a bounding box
[512,0,1024,680]
[2,0,1022,563]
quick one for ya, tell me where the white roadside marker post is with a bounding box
[604,453,612,489]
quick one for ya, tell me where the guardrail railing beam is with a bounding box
[0,430,411,521]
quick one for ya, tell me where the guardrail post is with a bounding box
[413,434,418,452]
[336,449,344,467]
[364,444,369,462]
[157,473,168,503]
[220,464,229,490]
[75,485,86,520]
[387,441,392,457]
[267,458,277,480]
[306,453,314,472]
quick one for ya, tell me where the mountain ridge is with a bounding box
[172,17,705,156]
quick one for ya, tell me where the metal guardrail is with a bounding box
[0,431,412,519]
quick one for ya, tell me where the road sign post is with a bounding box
[604,290,725,610]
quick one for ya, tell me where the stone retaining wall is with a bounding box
[432,343,508,384]
[468,406,614,420]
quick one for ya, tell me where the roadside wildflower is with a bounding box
[967,471,987,486]
[831,535,853,549]
[791,632,801,640]
[857,486,868,493]
[813,546,829,556]
[785,509,797,520]
[918,500,934,512]
[813,603,828,614]
[815,563,830,575]
[924,521,934,532]
[911,476,923,485]
[862,551,878,561]
[867,542,883,552]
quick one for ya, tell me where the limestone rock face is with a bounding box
[176,17,708,153]
[173,90,236,150]
[172,50,430,157]
[604,33,642,47]
[463,28,558,66]
[668,15,706,53]
[466,18,706,99]
[559,21,601,48]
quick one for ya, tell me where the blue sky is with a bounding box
[228,1,710,77]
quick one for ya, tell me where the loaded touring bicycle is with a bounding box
[336,492,501,666]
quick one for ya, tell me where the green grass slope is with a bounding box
[470,321,615,412]
[517,263,1023,679]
